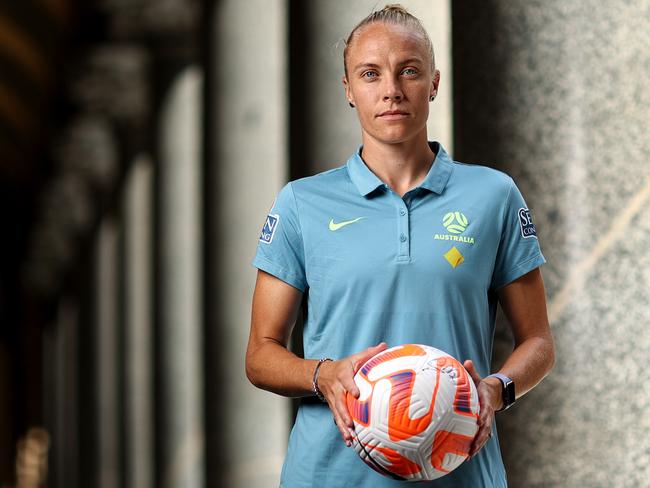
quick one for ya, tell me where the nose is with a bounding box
[383,77,403,102]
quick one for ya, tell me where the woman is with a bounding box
[246,4,555,487]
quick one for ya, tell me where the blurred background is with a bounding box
[0,0,648,487]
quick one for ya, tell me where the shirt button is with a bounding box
[400,233,407,242]
[400,209,406,216]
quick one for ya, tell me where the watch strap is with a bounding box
[487,373,515,411]
[488,373,511,385]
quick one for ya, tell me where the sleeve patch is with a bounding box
[259,214,280,244]
[518,208,537,239]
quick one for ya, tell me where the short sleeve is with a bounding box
[490,178,546,290]
[251,182,307,292]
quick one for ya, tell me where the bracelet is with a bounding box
[312,358,333,402]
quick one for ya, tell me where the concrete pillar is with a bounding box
[453,1,650,485]
[207,1,289,486]
[157,65,204,488]
[122,155,154,488]
[94,217,121,488]
[48,297,79,488]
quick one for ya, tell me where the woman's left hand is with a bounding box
[463,359,503,458]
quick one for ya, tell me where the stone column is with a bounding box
[60,43,147,488]
[48,296,79,488]
[98,1,205,485]
[42,113,121,488]
[453,1,650,485]
[122,154,154,488]
[157,65,204,488]
[206,1,289,486]
[94,217,121,488]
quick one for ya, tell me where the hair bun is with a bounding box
[380,4,410,15]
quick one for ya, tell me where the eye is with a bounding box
[402,67,418,76]
[362,70,378,79]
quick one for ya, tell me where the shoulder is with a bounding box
[288,164,350,196]
[291,164,349,187]
[444,159,518,216]
[448,159,514,190]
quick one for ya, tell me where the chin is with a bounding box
[365,121,425,145]
[372,130,419,145]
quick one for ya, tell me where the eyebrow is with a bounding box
[397,57,424,66]
[353,62,381,73]
[352,58,424,72]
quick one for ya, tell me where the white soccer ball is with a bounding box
[346,344,480,481]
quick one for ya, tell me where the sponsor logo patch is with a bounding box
[444,246,465,268]
[259,214,280,244]
[518,208,537,239]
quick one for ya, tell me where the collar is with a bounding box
[346,141,454,197]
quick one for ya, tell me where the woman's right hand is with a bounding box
[316,342,388,446]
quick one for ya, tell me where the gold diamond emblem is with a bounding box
[444,246,465,268]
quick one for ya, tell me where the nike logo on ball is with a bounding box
[329,217,365,231]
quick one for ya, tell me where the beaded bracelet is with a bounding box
[312,358,333,402]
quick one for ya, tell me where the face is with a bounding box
[343,22,440,146]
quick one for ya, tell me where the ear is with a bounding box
[430,69,441,99]
[342,75,354,106]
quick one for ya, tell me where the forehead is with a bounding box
[348,22,429,65]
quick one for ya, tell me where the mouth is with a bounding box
[377,110,409,119]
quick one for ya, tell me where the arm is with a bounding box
[465,267,556,456]
[246,269,386,445]
[245,269,311,396]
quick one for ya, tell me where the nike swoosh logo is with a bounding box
[329,217,365,231]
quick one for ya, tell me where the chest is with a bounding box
[303,190,503,293]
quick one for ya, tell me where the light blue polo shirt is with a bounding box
[252,141,545,487]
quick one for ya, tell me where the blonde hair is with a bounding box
[343,4,435,78]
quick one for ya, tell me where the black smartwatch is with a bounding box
[487,373,515,411]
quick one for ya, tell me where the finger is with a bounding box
[351,343,387,369]
[335,419,351,447]
[335,393,354,429]
[341,374,361,399]
[469,433,490,457]
[351,342,388,372]
[469,424,491,457]
[469,415,493,457]
[329,397,352,447]
[326,359,361,398]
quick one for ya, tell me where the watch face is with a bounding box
[504,379,515,408]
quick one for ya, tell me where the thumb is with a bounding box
[352,342,388,372]
[463,359,482,384]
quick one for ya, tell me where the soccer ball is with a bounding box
[346,344,480,481]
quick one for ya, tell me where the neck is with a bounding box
[360,132,436,197]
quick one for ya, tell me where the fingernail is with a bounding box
[346,440,351,447]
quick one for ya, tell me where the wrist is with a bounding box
[312,358,333,402]
[486,373,516,411]
[482,376,504,411]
